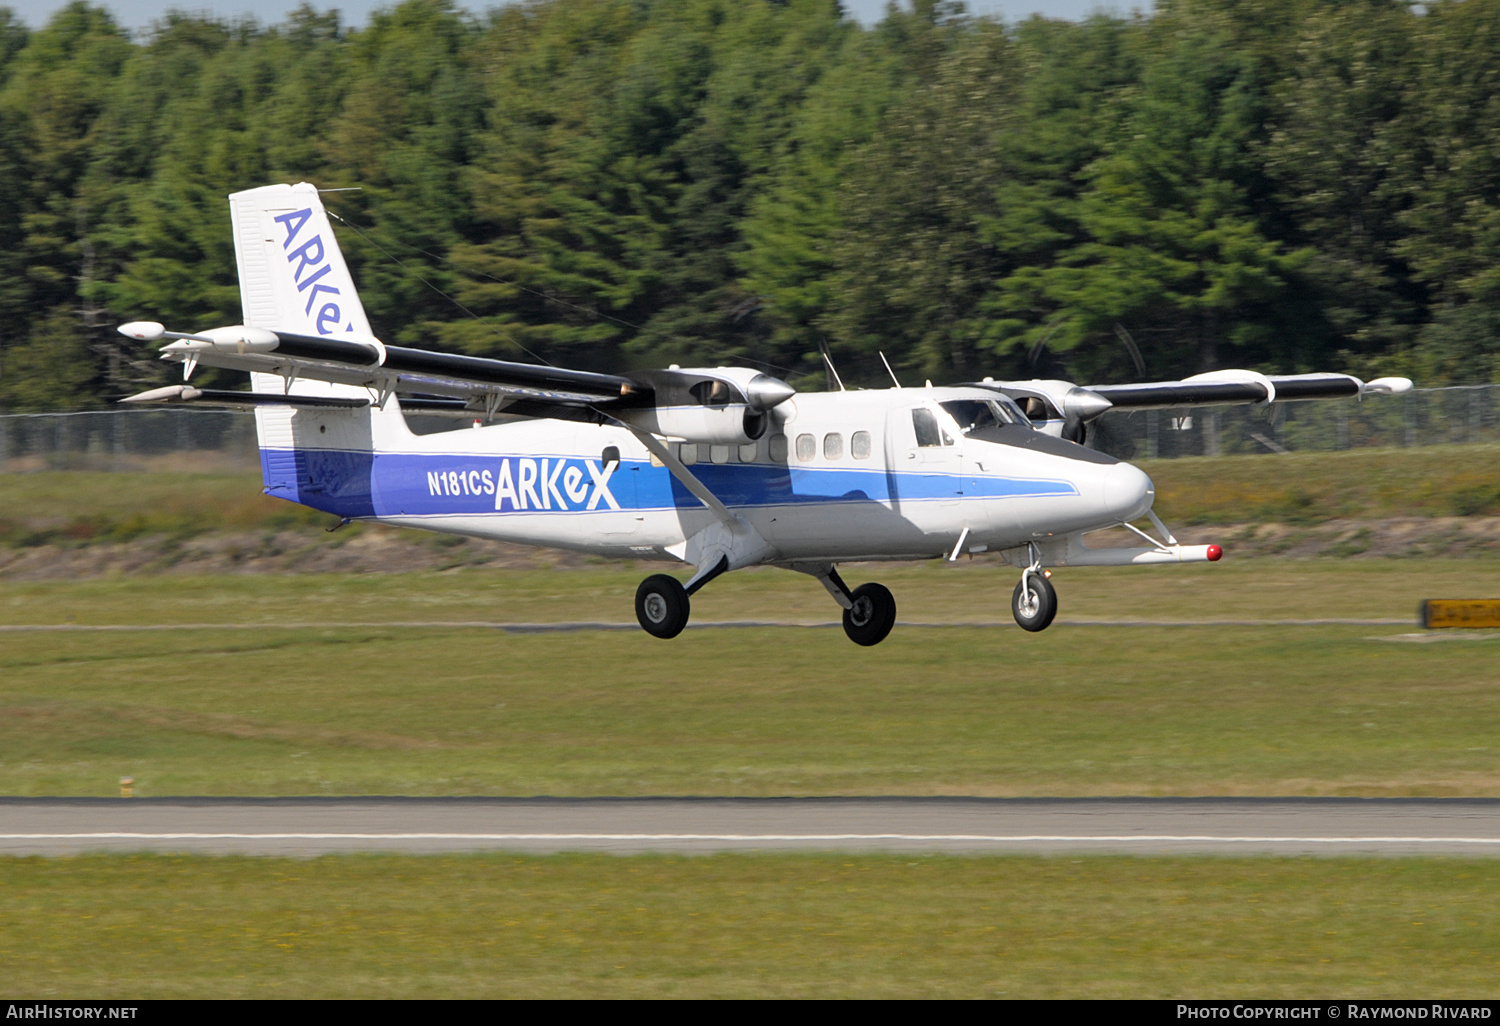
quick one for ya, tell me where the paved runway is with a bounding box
[3,797,1497,856]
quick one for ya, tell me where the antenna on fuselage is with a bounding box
[1113,322,1147,377]
[819,339,846,392]
[879,351,902,389]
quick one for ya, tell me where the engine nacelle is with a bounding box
[618,403,769,445]
[619,367,792,445]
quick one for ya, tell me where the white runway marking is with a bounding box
[8,799,1496,855]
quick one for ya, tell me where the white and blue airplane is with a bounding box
[119,183,1413,645]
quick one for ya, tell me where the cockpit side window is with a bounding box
[940,399,1023,434]
[912,408,943,447]
[994,396,1031,425]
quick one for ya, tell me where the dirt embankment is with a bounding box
[0,525,597,580]
[1,517,1497,581]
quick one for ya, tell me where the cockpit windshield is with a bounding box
[940,398,1028,435]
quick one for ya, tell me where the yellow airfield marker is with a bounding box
[1420,599,1500,629]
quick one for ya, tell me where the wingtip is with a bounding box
[1364,376,1414,395]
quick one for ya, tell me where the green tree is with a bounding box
[0,7,33,358]
[1387,0,1500,383]
[319,0,486,346]
[972,11,1140,381]
[441,0,847,373]
[821,6,1017,383]
[0,2,132,404]
[104,7,352,389]
[735,4,903,384]
[1260,1,1423,374]
[1006,0,1312,383]
[0,305,97,409]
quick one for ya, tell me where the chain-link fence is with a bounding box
[0,408,261,472]
[0,385,1496,471]
[1087,384,1500,460]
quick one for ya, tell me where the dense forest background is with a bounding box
[1,0,1498,408]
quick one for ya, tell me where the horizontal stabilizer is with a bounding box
[119,385,370,409]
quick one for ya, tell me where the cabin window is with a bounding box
[851,431,872,460]
[823,433,843,460]
[601,445,621,466]
[795,433,816,462]
[769,434,789,463]
[679,442,698,466]
[739,442,759,463]
[912,409,943,447]
[697,443,713,464]
[710,444,731,464]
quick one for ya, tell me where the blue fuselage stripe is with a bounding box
[259,448,1079,518]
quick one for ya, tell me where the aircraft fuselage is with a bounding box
[257,385,1154,566]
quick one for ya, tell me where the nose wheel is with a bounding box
[1012,571,1057,632]
[636,574,691,639]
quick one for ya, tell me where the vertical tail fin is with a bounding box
[228,182,373,338]
[229,183,407,503]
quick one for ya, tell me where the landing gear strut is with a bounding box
[799,564,896,646]
[634,556,729,639]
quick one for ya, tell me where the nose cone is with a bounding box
[1104,463,1154,522]
[745,374,796,411]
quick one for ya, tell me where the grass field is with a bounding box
[3,545,1498,996]
[1150,444,1500,522]
[1,562,1497,797]
[2,444,1498,549]
[2,556,1496,625]
[3,853,1497,998]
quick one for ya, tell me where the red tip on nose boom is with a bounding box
[1206,544,1223,561]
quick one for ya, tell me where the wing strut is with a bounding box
[611,420,738,527]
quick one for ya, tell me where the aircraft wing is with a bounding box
[117,322,645,414]
[116,321,796,433]
[973,368,1413,428]
[1083,370,1413,410]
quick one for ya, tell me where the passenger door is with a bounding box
[886,403,962,506]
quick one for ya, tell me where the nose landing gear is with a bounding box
[1011,567,1057,632]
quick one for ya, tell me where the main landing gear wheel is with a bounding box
[843,583,897,647]
[636,574,690,639]
[1011,573,1058,632]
